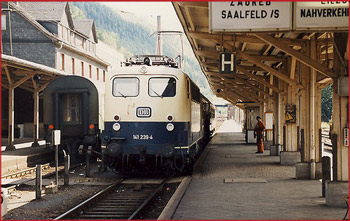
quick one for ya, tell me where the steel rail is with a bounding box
[54,178,168,220]
[2,163,86,195]
[1,163,51,179]
[127,178,168,220]
[53,179,124,220]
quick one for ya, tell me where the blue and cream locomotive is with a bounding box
[101,55,215,173]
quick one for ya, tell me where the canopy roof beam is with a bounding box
[254,33,336,78]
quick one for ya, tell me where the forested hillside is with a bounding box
[70,2,214,100]
[70,2,333,122]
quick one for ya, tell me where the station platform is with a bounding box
[1,142,54,175]
[173,120,346,220]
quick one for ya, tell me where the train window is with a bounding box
[149,77,176,97]
[63,94,81,124]
[113,77,139,97]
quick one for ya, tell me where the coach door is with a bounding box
[54,90,89,138]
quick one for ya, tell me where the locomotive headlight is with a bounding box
[167,114,174,122]
[166,123,174,132]
[113,123,121,131]
[114,114,120,122]
[140,66,147,74]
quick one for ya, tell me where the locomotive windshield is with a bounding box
[149,77,176,97]
[113,77,139,97]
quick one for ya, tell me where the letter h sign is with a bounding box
[219,53,236,74]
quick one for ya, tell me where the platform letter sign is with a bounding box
[209,2,292,32]
[219,53,236,74]
[295,2,349,31]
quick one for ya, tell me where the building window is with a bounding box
[72,58,75,75]
[61,53,65,71]
[96,68,99,80]
[70,32,74,44]
[1,15,6,30]
[89,65,92,78]
[103,70,106,82]
[81,62,84,76]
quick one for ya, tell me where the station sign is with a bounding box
[209,2,292,32]
[294,1,349,31]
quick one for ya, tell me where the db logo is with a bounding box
[136,107,151,118]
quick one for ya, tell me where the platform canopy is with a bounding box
[1,54,68,150]
[1,54,67,92]
[172,2,346,104]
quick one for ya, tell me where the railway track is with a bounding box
[1,163,85,194]
[54,178,168,220]
[2,163,60,180]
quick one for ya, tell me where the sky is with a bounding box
[100,2,227,104]
[101,2,183,31]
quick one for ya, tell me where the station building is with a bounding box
[1,2,124,150]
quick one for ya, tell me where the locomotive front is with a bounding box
[102,56,191,173]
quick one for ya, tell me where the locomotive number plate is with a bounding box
[136,107,152,118]
[133,135,153,140]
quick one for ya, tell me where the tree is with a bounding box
[321,84,333,122]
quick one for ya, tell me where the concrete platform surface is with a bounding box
[173,120,346,220]
[1,138,46,151]
[1,145,55,175]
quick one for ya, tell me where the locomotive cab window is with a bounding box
[149,77,176,97]
[113,77,139,97]
[63,94,81,124]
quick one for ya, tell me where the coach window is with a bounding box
[63,94,81,124]
[113,77,139,97]
[149,77,176,97]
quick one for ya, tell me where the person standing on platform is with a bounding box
[254,116,265,154]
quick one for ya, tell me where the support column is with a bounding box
[332,33,349,181]
[296,38,323,179]
[264,82,274,142]
[272,79,279,144]
[277,79,284,146]
[309,38,317,179]
[4,66,15,150]
[315,84,322,163]
[6,86,15,151]
[285,56,298,152]
[300,41,311,163]
[32,77,40,147]
[325,33,348,207]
